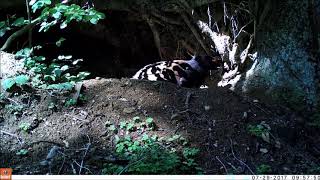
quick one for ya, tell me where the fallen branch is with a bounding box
[0,130,23,145]
[216,156,228,174]
[79,135,91,175]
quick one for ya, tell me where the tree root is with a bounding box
[0,18,40,51]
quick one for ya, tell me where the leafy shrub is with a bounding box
[102,117,203,175]
[2,75,29,91]
[2,0,105,92]
[247,124,268,137]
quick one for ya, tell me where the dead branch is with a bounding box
[238,35,253,72]
[234,19,254,42]
[70,163,77,174]
[181,13,212,55]
[57,153,66,174]
[79,135,91,175]
[150,12,182,25]
[0,130,23,145]
[73,160,93,174]
[216,156,228,174]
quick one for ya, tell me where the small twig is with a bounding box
[229,138,254,175]
[79,135,91,175]
[185,91,193,109]
[25,0,32,48]
[234,19,253,42]
[216,156,228,174]
[70,163,77,174]
[73,160,93,174]
[0,130,23,145]
[7,98,20,105]
[57,152,66,174]
[150,11,182,25]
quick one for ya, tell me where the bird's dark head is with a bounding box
[194,55,223,71]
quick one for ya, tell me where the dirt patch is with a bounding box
[0,78,319,174]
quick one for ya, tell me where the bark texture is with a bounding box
[233,0,319,111]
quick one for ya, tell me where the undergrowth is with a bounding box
[102,116,203,175]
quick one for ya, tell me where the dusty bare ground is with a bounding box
[0,78,319,174]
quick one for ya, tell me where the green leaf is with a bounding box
[16,149,29,156]
[47,82,74,90]
[72,59,83,65]
[33,56,46,62]
[15,75,29,85]
[120,121,127,129]
[96,12,106,19]
[183,148,200,158]
[2,78,15,91]
[44,75,56,82]
[60,65,69,71]
[11,17,27,27]
[53,68,62,77]
[15,48,31,59]
[146,117,153,124]
[0,21,6,28]
[52,11,61,19]
[89,17,99,24]
[76,72,90,80]
[0,28,7,37]
[31,0,51,13]
[133,116,141,123]
[60,21,67,29]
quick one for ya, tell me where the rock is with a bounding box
[242,112,248,120]
[123,107,135,114]
[259,148,268,154]
[204,105,211,111]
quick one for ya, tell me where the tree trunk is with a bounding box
[233,0,320,111]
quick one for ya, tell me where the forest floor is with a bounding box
[1,53,320,175]
[1,77,320,175]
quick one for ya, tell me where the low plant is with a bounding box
[256,164,272,174]
[16,149,29,156]
[5,104,24,116]
[102,116,203,175]
[1,0,105,93]
[247,124,269,138]
[2,75,29,92]
[19,122,31,132]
